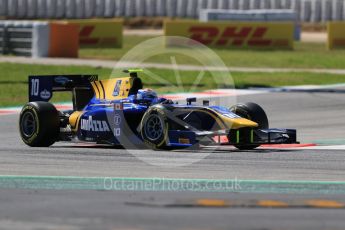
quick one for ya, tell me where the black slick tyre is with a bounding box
[19,102,60,147]
[230,102,269,150]
[140,106,169,150]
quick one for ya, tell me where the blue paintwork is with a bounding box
[77,91,240,146]
[77,93,170,145]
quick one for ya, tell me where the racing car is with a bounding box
[19,69,297,150]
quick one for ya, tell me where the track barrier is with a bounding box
[0,20,79,57]
[0,0,344,22]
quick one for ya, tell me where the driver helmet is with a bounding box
[136,88,158,100]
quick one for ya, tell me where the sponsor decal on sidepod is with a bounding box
[81,116,110,132]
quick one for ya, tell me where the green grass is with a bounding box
[1,62,345,107]
[79,35,345,69]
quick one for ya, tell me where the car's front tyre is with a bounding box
[140,106,169,150]
[19,102,60,147]
[230,102,269,150]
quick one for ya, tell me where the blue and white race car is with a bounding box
[19,69,297,150]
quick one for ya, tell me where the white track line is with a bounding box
[286,145,345,150]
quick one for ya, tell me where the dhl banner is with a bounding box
[328,22,345,50]
[164,20,294,49]
[62,19,123,48]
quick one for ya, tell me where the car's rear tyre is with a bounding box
[230,102,269,150]
[140,106,169,150]
[19,102,60,147]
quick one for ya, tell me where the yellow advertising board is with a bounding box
[164,20,294,49]
[328,22,345,50]
[64,19,123,48]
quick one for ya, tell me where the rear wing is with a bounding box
[28,75,98,110]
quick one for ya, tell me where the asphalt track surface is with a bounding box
[1,91,345,229]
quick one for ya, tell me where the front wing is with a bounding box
[167,128,298,147]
